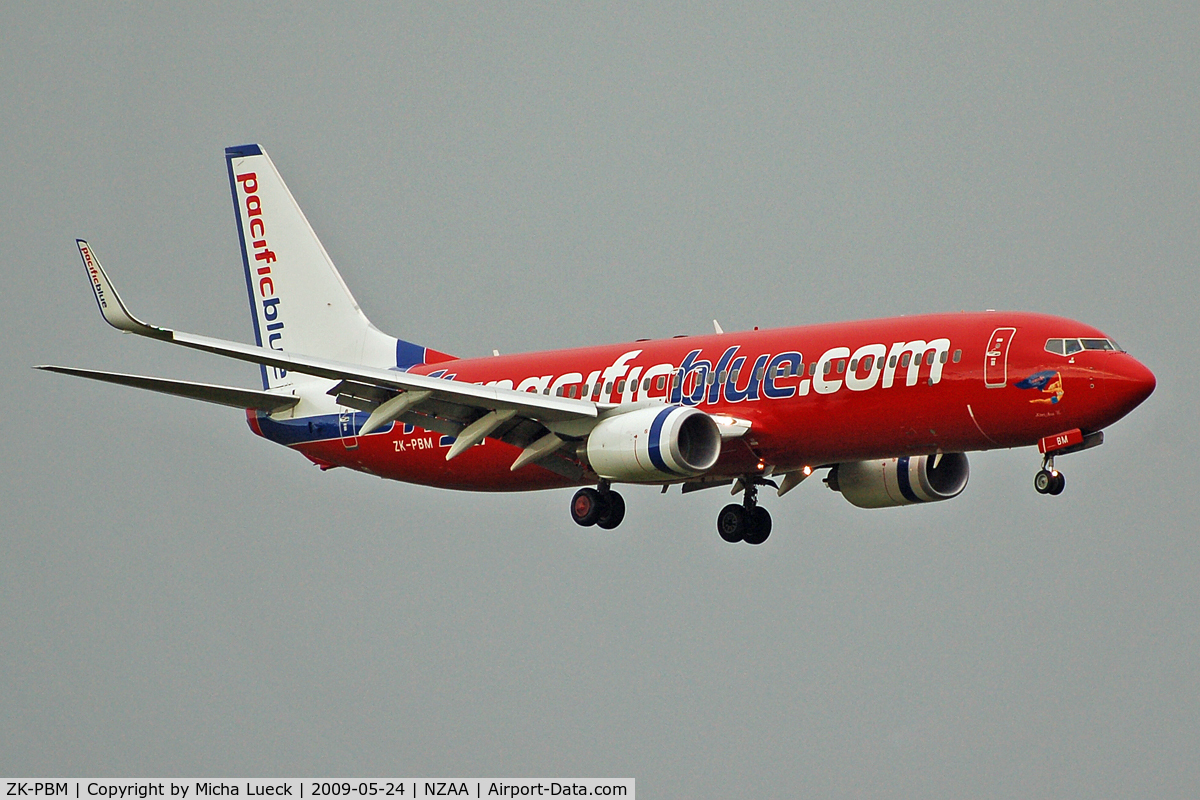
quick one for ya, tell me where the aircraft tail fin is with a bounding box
[224,145,449,389]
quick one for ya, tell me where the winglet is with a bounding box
[76,240,171,339]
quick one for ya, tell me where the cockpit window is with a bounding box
[1046,337,1122,356]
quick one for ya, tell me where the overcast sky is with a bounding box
[2,3,1197,796]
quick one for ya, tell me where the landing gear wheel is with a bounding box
[743,507,772,545]
[1048,472,1065,495]
[597,490,626,529]
[717,504,748,543]
[571,487,605,526]
[1034,470,1054,494]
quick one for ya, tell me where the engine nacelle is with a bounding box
[827,453,969,509]
[585,405,722,482]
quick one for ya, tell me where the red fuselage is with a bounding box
[262,311,1155,491]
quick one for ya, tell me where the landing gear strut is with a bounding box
[717,479,773,545]
[570,482,626,529]
[1034,455,1066,496]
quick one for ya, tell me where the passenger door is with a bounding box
[984,327,1017,388]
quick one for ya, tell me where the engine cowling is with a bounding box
[827,453,969,508]
[585,405,722,482]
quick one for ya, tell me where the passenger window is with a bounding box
[809,362,817,376]
[731,369,740,383]
[890,355,898,368]
[656,375,666,391]
[569,385,577,398]
[939,350,948,364]
[863,355,874,371]
[901,353,911,367]
[617,379,626,393]
[926,352,934,366]
[755,367,765,381]
[850,358,858,371]
[837,359,846,374]
[952,350,962,363]
[823,361,832,375]
[1064,339,1083,355]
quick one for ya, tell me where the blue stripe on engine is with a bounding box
[896,456,920,502]
[647,406,679,475]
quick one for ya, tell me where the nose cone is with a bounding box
[1110,356,1156,416]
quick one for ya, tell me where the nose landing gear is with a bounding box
[1034,455,1066,496]
[717,479,773,545]
[570,482,626,529]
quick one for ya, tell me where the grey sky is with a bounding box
[2,3,1197,796]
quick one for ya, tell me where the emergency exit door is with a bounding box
[339,409,360,449]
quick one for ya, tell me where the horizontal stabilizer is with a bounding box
[34,365,300,413]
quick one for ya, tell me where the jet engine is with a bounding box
[585,405,722,482]
[826,453,969,508]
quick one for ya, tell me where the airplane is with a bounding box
[38,144,1157,545]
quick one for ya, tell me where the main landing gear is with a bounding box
[570,483,626,529]
[1034,454,1066,496]
[717,479,772,545]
